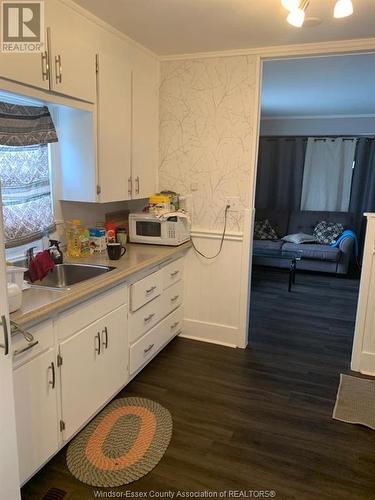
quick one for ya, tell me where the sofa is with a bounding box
[253,210,357,274]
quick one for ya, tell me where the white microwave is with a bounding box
[129,213,191,246]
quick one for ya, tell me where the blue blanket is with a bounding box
[331,230,358,257]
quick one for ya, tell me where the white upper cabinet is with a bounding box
[131,57,159,199]
[45,0,97,103]
[0,51,50,90]
[96,51,132,203]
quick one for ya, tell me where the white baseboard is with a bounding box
[181,318,240,348]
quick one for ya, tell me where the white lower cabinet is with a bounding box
[59,304,128,441]
[14,348,59,484]
[12,255,185,485]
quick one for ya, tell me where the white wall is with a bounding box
[260,116,375,136]
[159,56,260,348]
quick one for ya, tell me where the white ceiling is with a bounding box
[261,53,375,117]
[72,0,375,56]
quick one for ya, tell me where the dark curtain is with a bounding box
[349,138,375,253]
[255,137,307,210]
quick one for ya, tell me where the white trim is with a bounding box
[182,318,239,348]
[191,228,243,242]
[59,0,158,60]
[178,333,237,349]
[262,114,375,120]
[160,37,375,62]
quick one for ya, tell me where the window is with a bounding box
[0,144,55,248]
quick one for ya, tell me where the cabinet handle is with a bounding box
[135,176,140,195]
[170,270,179,277]
[41,51,49,80]
[55,55,62,84]
[171,321,180,330]
[171,295,180,302]
[128,177,132,197]
[144,313,155,323]
[102,327,108,349]
[95,332,101,355]
[145,285,157,294]
[0,315,10,356]
[13,340,39,357]
[144,343,154,354]
[49,361,56,389]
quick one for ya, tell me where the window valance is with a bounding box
[0,103,58,146]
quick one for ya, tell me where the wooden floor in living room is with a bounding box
[21,267,375,500]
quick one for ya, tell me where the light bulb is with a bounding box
[334,0,353,18]
[281,0,300,10]
[287,7,306,27]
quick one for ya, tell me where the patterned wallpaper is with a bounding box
[159,56,258,232]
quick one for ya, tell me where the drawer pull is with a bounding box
[171,295,180,302]
[144,343,154,354]
[10,321,34,343]
[171,321,180,330]
[170,270,179,277]
[145,285,157,294]
[49,361,56,389]
[102,327,108,349]
[95,332,101,355]
[144,313,155,323]
[13,340,39,357]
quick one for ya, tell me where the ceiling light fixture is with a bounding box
[281,0,301,10]
[287,0,309,27]
[334,0,354,18]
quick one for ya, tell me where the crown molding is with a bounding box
[160,37,375,62]
[59,0,158,60]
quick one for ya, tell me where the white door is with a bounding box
[351,215,375,375]
[59,322,103,441]
[0,197,21,499]
[13,348,59,484]
[98,305,128,402]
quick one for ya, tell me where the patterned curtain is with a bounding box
[0,144,55,248]
[0,103,58,146]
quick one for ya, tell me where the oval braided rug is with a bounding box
[66,397,173,487]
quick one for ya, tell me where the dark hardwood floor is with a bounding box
[21,267,375,500]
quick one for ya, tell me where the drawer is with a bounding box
[12,319,54,368]
[130,270,162,312]
[129,295,163,344]
[161,280,184,318]
[162,257,184,290]
[130,306,183,375]
[57,283,127,341]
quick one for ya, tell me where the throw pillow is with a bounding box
[282,233,317,244]
[313,221,344,245]
[254,219,279,241]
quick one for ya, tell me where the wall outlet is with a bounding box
[226,197,241,212]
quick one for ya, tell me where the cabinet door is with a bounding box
[59,320,103,441]
[60,305,128,441]
[99,305,129,402]
[97,51,132,202]
[13,349,59,484]
[46,0,96,102]
[0,46,49,90]
[131,60,158,199]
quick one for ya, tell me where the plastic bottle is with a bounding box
[66,220,82,258]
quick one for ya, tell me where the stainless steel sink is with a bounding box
[27,263,116,289]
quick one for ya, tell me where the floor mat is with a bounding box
[333,373,375,430]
